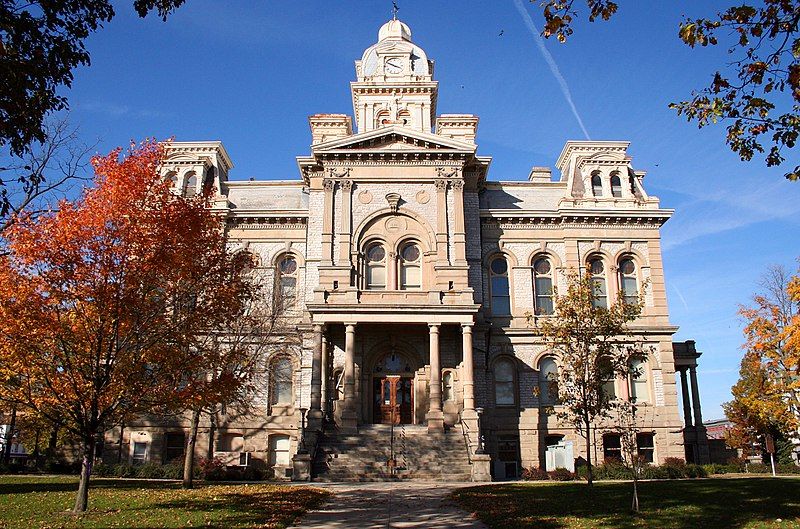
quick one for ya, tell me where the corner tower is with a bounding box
[351,18,438,133]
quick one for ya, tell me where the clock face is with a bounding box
[385,57,404,75]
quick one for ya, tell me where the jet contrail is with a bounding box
[512,0,591,140]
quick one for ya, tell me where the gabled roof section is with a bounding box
[311,125,477,155]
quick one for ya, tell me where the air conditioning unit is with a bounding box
[238,452,251,467]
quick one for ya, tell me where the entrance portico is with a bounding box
[308,312,478,434]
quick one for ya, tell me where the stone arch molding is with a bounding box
[365,338,424,374]
[353,207,436,253]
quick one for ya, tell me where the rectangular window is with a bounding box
[630,366,650,404]
[269,435,291,467]
[592,278,607,309]
[534,277,554,315]
[132,441,147,465]
[366,266,386,289]
[491,277,511,315]
[400,265,421,289]
[622,277,638,304]
[164,432,185,463]
[637,433,655,463]
[603,434,621,462]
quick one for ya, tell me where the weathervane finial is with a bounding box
[392,1,399,20]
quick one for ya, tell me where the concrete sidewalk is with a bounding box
[289,482,488,529]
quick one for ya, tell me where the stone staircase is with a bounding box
[312,424,473,482]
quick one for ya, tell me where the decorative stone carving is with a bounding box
[358,190,373,204]
[384,217,407,233]
[434,179,448,191]
[327,167,352,179]
[385,192,401,213]
[323,179,335,191]
[436,166,459,178]
[341,180,353,192]
[415,189,430,204]
[450,180,464,190]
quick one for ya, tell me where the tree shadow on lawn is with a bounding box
[453,478,800,529]
[148,486,331,529]
[0,477,181,495]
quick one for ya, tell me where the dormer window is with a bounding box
[591,171,603,197]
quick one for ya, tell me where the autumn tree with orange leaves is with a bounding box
[725,264,800,454]
[0,140,254,512]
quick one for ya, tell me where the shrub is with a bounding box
[135,463,165,479]
[547,468,576,481]
[161,463,184,480]
[747,463,769,474]
[593,460,630,480]
[92,462,113,477]
[777,463,800,475]
[521,467,549,481]
[684,464,707,478]
[640,465,669,480]
[198,457,226,481]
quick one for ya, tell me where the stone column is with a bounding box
[451,179,467,266]
[434,179,448,265]
[679,368,693,427]
[321,179,335,266]
[320,333,329,417]
[342,323,358,432]
[461,324,475,412]
[427,324,445,432]
[309,324,324,422]
[689,366,703,426]
[338,180,353,264]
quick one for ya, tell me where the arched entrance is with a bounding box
[372,351,415,424]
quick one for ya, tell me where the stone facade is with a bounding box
[104,18,707,481]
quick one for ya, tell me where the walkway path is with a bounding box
[289,482,489,529]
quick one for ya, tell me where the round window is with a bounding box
[534,258,551,275]
[589,259,604,275]
[280,257,297,274]
[620,258,635,275]
[401,244,420,262]
[490,257,508,275]
[367,245,386,262]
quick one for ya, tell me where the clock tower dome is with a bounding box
[351,18,438,133]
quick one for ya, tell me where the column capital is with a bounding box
[312,323,325,333]
[461,323,474,331]
[428,323,440,332]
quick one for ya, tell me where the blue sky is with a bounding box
[65,0,800,420]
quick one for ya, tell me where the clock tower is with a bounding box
[351,18,438,133]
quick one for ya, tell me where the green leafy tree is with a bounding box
[532,270,648,486]
[535,0,799,180]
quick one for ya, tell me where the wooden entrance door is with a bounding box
[373,376,413,424]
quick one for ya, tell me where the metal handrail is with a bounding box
[458,410,474,464]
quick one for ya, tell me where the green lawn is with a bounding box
[0,476,330,529]
[452,477,800,529]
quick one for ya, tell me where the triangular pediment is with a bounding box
[312,125,476,154]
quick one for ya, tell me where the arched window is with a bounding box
[277,255,297,307]
[629,358,649,403]
[399,242,421,290]
[591,171,603,197]
[398,110,411,126]
[538,357,558,405]
[610,171,623,198]
[184,171,197,197]
[442,371,454,402]
[376,110,391,127]
[365,243,386,290]
[533,256,554,315]
[588,257,607,309]
[618,257,638,305]
[269,357,293,406]
[489,256,511,315]
[494,358,516,406]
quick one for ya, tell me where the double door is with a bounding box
[373,376,413,424]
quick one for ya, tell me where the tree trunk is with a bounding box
[117,423,125,464]
[206,412,217,461]
[631,473,640,512]
[47,423,59,460]
[73,435,96,513]
[183,409,202,489]
[3,405,17,465]
[584,420,594,487]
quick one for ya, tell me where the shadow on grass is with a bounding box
[0,477,179,495]
[150,487,330,529]
[452,478,800,529]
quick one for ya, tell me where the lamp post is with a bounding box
[475,407,485,455]
[298,407,308,454]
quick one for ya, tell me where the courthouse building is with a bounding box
[108,17,709,480]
